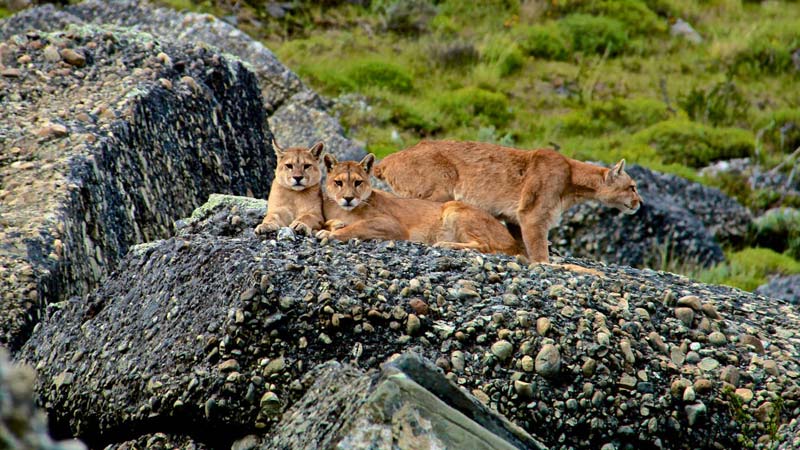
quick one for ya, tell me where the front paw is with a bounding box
[324,219,347,231]
[290,220,313,236]
[315,229,332,240]
[255,221,280,235]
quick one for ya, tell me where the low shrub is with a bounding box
[387,97,443,134]
[517,23,570,60]
[437,86,512,127]
[346,60,414,93]
[429,40,480,70]
[697,247,800,292]
[753,208,800,258]
[560,98,671,136]
[379,0,437,35]
[559,14,630,56]
[550,0,663,35]
[730,24,800,75]
[678,80,750,127]
[634,120,754,167]
[482,36,525,77]
[755,108,800,154]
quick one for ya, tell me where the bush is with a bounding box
[517,23,570,60]
[678,81,750,127]
[482,36,525,77]
[346,60,414,93]
[730,24,800,75]
[387,97,443,134]
[634,120,754,167]
[755,108,800,154]
[561,98,670,136]
[550,0,663,35]
[559,14,630,56]
[429,41,479,70]
[437,86,512,127]
[379,0,437,35]
[753,208,800,258]
[697,247,800,292]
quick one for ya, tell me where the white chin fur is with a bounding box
[290,184,306,191]
[338,200,358,210]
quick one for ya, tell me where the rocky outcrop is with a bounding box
[0,0,368,162]
[0,26,273,350]
[0,348,86,450]
[554,164,752,268]
[18,195,800,449]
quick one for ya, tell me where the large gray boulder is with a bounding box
[554,164,752,268]
[0,25,273,350]
[18,195,800,449]
[756,275,800,304]
[0,0,367,162]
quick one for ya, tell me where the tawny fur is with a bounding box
[317,154,524,256]
[255,140,325,236]
[374,140,643,262]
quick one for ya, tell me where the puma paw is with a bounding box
[324,219,347,231]
[290,220,313,236]
[315,229,332,240]
[255,221,280,235]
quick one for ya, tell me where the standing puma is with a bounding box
[255,140,325,236]
[317,154,524,256]
[373,140,642,262]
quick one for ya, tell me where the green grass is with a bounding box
[696,248,800,292]
[0,7,12,19]
[150,0,800,293]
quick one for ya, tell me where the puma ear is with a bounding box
[309,141,325,159]
[323,154,338,172]
[606,159,626,182]
[359,153,376,174]
[272,138,284,157]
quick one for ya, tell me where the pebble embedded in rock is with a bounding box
[675,307,695,327]
[698,357,719,372]
[451,351,465,372]
[536,317,551,336]
[406,314,421,335]
[521,355,534,372]
[708,331,726,346]
[734,388,754,403]
[491,340,514,361]
[514,380,533,399]
[685,402,706,426]
[535,344,561,378]
[677,295,702,311]
[218,359,239,372]
[408,298,428,315]
[60,48,87,67]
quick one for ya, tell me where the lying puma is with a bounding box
[316,154,524,256]
[255,140,325,236]
[373,140,642,262]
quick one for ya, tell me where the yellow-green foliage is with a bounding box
[0,7,12,19]
[560,98,671,136]
[552,0,665,36]
[755,108,800,154]
[697,248,800,292]
[633,120,754,167]
[517,23,570,60]
[482,36,525,77]
[437,87,512,128]
[346,60,414,93]
[729,21,800,75]
[753,208,800,260]
[559,14,630,56]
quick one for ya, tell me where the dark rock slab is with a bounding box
[265,353,544,449]
[18,195,800,449]
[554,165,752,268]
[756,275,800,304]
[0,26,273,351]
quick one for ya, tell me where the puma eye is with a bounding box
[354,180,363,187]
[334,180,343,187]
[285,164,293,170]
[629,185,636,191]
[303,164,311,170]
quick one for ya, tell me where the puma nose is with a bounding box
[343,196,354,204]
[293,176,303,183]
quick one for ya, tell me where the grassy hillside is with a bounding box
[170,0,800,292]
[9,0,799,291]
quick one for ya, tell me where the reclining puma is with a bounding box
[374,140,642,262]
[255,140,325,236]
[317,154,524,256]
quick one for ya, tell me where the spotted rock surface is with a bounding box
[18,195,800,449]
[0,24,273,351]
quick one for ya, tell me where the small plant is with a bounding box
[517,23,570,60]
[376,0,437,35]
[721,386,785,450]
[346,60,414,93]
[559,14,630,56]
[730,23,800,75]
[560,98,671,136]
[679,80,750,127]
[753,208,800,258]
[476,125,515,146]
[482,36,525,77]
[429,40,480,70]
[563,0,665,36]
[633,120,754,168]
[437,86,512,128]
[755,108,800,154]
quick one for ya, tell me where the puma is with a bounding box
[255,140,325,236]
[317,154,524,257]
[373,140,642,262]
